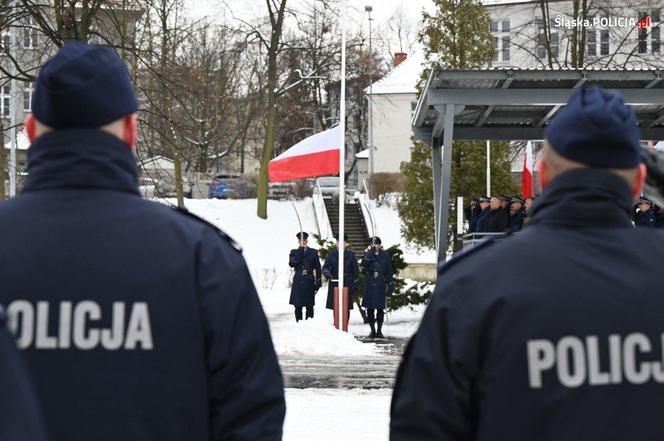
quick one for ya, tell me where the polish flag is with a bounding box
[269,126,340,182]
[522,141,534,198]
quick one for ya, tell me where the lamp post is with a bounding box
[365,5,374,181]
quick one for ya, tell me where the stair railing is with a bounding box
[313,180,333,239]
[360,179,378,238]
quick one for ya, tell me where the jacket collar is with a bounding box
[23,129,139,195]
[529,168,633,228]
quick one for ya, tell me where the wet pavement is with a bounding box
[281,336,408,389]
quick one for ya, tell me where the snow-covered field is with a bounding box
[284,388,392,441]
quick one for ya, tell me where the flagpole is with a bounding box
[486,140,490,196]
[337,0,347,332]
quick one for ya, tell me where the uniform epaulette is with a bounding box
[437,238,495,275]
[173,207,242,253]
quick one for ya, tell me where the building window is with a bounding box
[587,29,597,56]
[23,17,39,49]
[23,82,34,112]
[638,11,649,53]
[502,36,510,61]
[651,10,661,54]
[491,19,510,62]
[600,29,610,55]
[1,85,10,118]
[537,19,558,60]
[1,29,10,52]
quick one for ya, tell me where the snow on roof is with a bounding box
[140,155,175,171]
[3,131,30,151]
[355,149,369,159]
[482,0,540,5]
[366,51,426,96]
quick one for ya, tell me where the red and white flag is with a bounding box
[269,126,340,183]
[522,141,534,198]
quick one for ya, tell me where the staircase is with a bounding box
[324,199,370,259]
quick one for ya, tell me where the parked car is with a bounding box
[208,173,243,199]
[156,176,192,198]
[314,176,356,203]
[138,177,157,199]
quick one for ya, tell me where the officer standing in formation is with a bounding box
[633,196,657,227]
[0,43,285,441]
[288,232,322,321]
[322,234,360,329]
[0,307,48,441]
[468,196,490,233]
[361,237,394,339]
[484,195,509,232]
[508,196,525,231]
[391,85,664,439]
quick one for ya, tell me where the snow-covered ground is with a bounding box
[284,388,392,441]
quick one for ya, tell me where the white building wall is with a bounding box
[370,93,417,174]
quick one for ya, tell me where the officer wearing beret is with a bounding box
[361,236,394,339]
[288,232,322,321]
[469,196,490,233]
[0,307,49,441]
[633,197,657,227]
[391,86,664,440]
[0,43,284,441]
[507,196,525,232]
[322,234,359,328]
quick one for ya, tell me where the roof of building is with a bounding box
[366,50,425,96]
[413,68,664,142]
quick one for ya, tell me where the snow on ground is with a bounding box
[258,288,381,357]
[366,199,437,264]
[157,197,425,353]
[284,388,391,441]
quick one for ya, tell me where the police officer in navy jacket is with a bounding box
[469,196,490,233]
[633,197,657,227]
[289,232,322,321]
[0,307,49,441]
[0,43,284,441]
[391,86,664,440]
[361,237,394,338]
[323,234,359,321]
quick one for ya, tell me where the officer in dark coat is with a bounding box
[0,307,49,441]
[507,196,525,231]
[0,43,284,441]
[361,237,394,339]
[323,234,359,324]
[483,196,509,232]
[391,86,664,440]
[469,196,490,233]
[288,232,322,321]
[633,197,657,227]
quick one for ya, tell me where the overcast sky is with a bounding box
[184,0,435,35]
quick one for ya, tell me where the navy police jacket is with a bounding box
[0,130,285,441]
[323,249,359,310]
[361,250,394,310]
[289,246,322,307]
[0,308,49,441]
[391,168,664,441]
[633,209,656,227]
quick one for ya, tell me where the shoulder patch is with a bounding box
[173,207,242,253]
[437,238,495,275]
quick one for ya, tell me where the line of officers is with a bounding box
[288,232,394,339]
[466,194,536,234]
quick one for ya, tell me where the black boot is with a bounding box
[368,321,376,338]
[376,321,384,339]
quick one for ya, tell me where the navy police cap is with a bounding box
[544,85,640,169]
[33,42,138,129]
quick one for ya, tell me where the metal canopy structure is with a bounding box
[412,68,664,262]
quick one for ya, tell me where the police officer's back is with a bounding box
[0,44,285,441]
[0,307,49,441]
[391,86,664,440]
